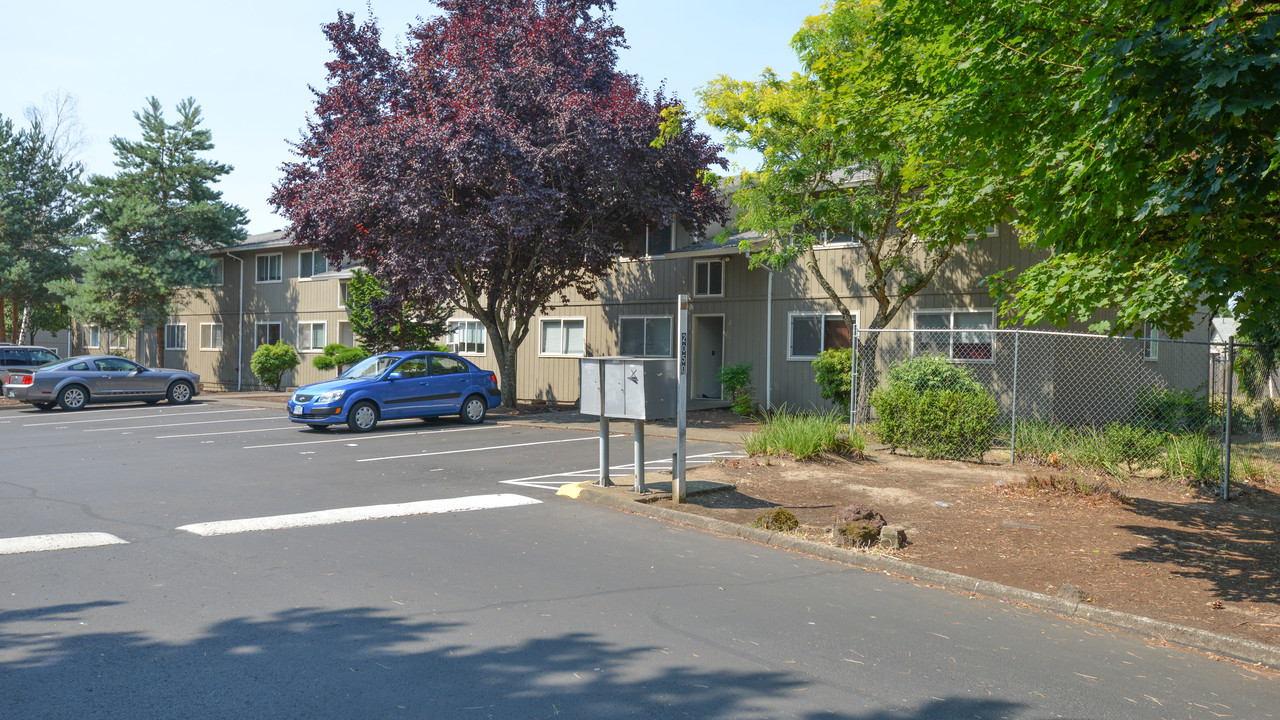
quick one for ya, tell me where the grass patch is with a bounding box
[744,409,865,461]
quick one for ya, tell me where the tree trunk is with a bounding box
[155,325,164,367]
[0,297,7,341]
[497,344,518,409]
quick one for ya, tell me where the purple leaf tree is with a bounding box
[272,0,727,407]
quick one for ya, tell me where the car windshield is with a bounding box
[340,354,401,380]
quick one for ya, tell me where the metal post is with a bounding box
[675,294,689,502]
[1222,336,1235,500]
[848,325,858,434]
[633,419,645,494]
[1010,329,1021,465]
[596,359,612,487]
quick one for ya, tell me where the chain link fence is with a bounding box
[849,329,1278,496]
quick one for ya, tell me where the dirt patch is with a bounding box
[646,451,1280,650]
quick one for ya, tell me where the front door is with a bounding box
[692,315,724,400]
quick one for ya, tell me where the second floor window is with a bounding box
[300,250,328,279]
[256,253,282,283]
[694,259,723,297]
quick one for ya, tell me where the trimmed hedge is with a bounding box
[870,355,997,461]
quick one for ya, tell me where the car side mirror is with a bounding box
[388,372,403,381]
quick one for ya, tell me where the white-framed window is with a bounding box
[648,224,673,257]
[818,228,863,247]
[88,326,100,349]
[1142,322,1160,361]
[620,316,672,357]
[298,321,327,352]
[539,317,585,356]
[299,250,328,279]
[448,319,486,355]
[164,324,187,351]
[965,225,1000,239]
[339,280,351,308]
[107,331,129,350]
[256,253,282,283]
[913,309,995,361]
[338,321,354,347]
[200,323,224,351]
[208,257,224,286]
[788,312,855,360]
[255,322,282,348]
[694,259,724,297]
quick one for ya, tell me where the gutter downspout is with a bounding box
[765,269,773,410]
[227,252,244,391]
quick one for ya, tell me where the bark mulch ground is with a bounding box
[647,442,1280,652]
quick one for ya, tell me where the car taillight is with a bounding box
[10,374,33,385]
[488,372,497,385]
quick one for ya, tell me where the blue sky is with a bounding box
[2,1,825,235]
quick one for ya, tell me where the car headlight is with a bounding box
[315,389,345,404]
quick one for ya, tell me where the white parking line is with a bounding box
[84,416,282,432]
[156,426,297,439]
[499,451,746,490]
[23,407,262,427]
[176,493,542,536]
[356,434,614,463]
[242,423,501,449]
[0,532,129,555]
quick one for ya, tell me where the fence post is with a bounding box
[1222,336,1235,501]
[849,325,859,434]
[1010,329,1020,465]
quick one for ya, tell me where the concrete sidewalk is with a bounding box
[201,391,750,446]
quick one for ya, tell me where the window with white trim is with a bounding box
[539,318,585,356]
[694,259,724,297]
[165,324,187,351]
[256,253,282,283]
[788,312,854,360]
[965,225,999,239]
[255,322,281,348]
[200,323,223,350]
[107,331,129,350]
[1142,322,1160,361]
[299,250,328,279]
[208,257,224,286]
[88,326,100,349]
[339,280,350,308]
[818,228,862,247]
[620,316,672,357]
[448,319,486,355]
[648,224,673,256]
[298,321,327,352]
[913,309,994,361]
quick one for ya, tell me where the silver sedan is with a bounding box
[2,355,202,411]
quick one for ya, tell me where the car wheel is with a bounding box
[307,424,331,431]
[57,384,89,411]
[166,380,194,405]
[460,394,487,424]
[346,401,379,433]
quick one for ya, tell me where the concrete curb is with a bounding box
[563,481,1280,670]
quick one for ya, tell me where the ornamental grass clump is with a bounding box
[743,408,865,460]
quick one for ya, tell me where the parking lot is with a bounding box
[0,399,742,554]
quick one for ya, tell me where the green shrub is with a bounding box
[812,348,853,413]
[743,409,864,460]
[312,343,370,373]
[1128,386,1215,433]
[752,507,800,532]
[1102,422,1165,474]
[869,356,998,461]
[250,341,300,391]
[718,362,755,416]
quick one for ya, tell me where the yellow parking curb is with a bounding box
[555,480,595,499]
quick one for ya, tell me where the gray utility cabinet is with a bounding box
[579,357,677,420]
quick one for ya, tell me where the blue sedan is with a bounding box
[287,351,501,432]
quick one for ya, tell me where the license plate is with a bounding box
[292,404,302,415]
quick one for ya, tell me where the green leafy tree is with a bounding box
[1235,317,1279,441]
[250,341,300,392]
[700,1,994,418]
[72,97,245,364]
[345,269,450,354]
[0,112,84,342]
[866,0,1280,336]
[49,243,167,340]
